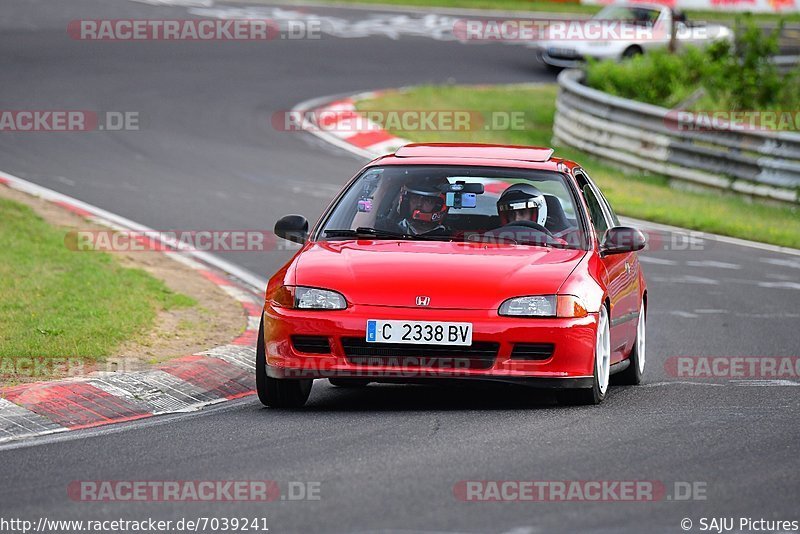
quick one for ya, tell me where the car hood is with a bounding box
[294,240,586,310]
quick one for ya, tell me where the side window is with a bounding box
[581,185,609,238]
[594,186,620,227]
[580,169,620,227]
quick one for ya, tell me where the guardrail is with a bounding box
[553,68,800,204]
[775,54,800,73]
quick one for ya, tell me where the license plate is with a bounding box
[366,320,473,346]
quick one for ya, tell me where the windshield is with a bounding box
[317,165,587,249]
[593,5,662,25]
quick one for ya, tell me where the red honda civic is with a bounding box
[258,143,647,407]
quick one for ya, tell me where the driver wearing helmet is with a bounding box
[496,183,548,227]
[394,181,450,236]
[483,183,559,245]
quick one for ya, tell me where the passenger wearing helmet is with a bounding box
[395,181,449,236]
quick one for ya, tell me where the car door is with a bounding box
[575,171,637,363]
[592,178,642,357]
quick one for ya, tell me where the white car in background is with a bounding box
[537,2,733,69]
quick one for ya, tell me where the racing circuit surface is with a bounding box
[1,0,799,532]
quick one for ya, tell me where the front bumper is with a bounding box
[263,304,598,386]
[537,45,623,68]
[538,48,586,68]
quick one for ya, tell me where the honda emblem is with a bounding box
[416,296,431,307]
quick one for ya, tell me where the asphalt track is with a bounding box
[1,1,799,532]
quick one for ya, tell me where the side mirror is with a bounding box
[601,226,646,256]
[274,214,308,244]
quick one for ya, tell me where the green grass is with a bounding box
[356,84,800,248]
[320,0,800,22]
[0,198,195,360]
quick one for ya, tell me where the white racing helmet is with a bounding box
[496,183,548,227]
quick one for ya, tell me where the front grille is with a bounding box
[510,343,555,360]
[341,338,499,370]
[291,335,331,354]
[548,47,579,59]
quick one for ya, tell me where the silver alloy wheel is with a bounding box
[637,302,646,375]
[596,306,611,395]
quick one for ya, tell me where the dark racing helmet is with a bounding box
[497,183,548,226]
[398,181,449,224]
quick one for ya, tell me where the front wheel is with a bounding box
[622,45,643,59]
[558,305,610,405]
[545,62,563,74]
[255,317,312,408]
[613,301,646,385]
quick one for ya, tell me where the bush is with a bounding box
[584,17,798,122]
[585,46,706,108]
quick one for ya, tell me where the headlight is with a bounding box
[499,295,588,318]
[269,285,347,310]
[499,296,556,317]
[296,287,347,310]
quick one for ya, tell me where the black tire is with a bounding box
[545,63,563,74]
[329,378,370,388]
[622,46,643,59]
[613,302,646,386]
[556,381,602,406]
[255,317,312,408]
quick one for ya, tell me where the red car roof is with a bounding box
[369,143,578,175]
[394,143,554,162]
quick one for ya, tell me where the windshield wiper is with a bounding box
[324,227,441,240]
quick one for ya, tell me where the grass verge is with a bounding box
[355,84,800,248]
[0,197,195,360]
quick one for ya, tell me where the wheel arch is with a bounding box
[622,44,644,58]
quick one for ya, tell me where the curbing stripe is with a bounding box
[53,200,93,218]
[201,345,257,373]
[198,269,235,287]
[220,284,262,304]
[3,382,152,430]
[0,398,67,442]
[346,129,396,148]
[89,371,225,414]
[159,356,254,400]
